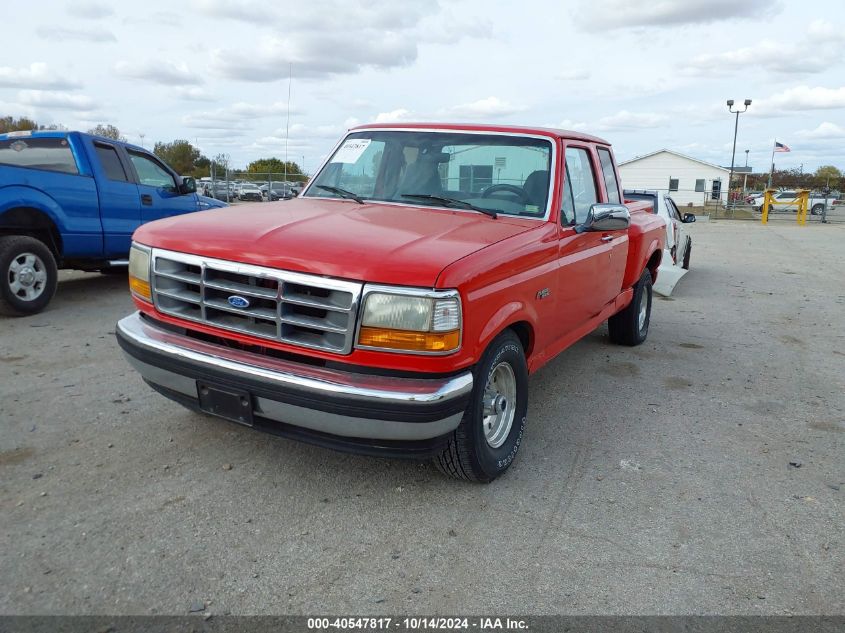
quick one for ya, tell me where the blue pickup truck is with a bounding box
[0,130,226,315]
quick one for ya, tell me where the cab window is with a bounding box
[597,148,621,204]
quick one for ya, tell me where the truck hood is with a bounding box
[133,198,537,287]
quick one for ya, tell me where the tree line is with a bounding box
[1,116,303,178]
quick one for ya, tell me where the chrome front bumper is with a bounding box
[116,312,473,450]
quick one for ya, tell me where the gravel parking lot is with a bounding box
[1,221,843,615]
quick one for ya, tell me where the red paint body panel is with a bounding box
[131,125,665,376]
[133,198,536,288]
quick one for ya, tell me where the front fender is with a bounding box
[474,299,538,362]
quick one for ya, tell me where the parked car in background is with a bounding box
[117,122,665,482]
[624,189,694,296]
[0,129,226,315]
[261,183,296,200]
[209,182,231,201]
[750,190,838,215]
[237,183,263,201]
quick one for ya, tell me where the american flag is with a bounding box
[774,141,791,152]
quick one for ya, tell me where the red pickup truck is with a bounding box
[116,123,665,482]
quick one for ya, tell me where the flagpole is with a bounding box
[767,140,776,189]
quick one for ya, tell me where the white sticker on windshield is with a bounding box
[330,139,371,164]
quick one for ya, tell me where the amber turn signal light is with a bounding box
[129,276,151,301]
[358,326,460,352]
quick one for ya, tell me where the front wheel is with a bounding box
[608,268,652,346]
[434,330,528,483]
[0,235,58,317]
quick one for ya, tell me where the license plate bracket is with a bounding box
[197,382,254,427]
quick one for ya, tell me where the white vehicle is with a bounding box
[236,183,263,201]
[750,191,837,215]
[624,190,694,297]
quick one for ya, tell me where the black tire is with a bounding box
[608,268,652,346]
[434,330,528,483]
[0,235,58,317]
[682,238,692,270]
[811,204,824,216]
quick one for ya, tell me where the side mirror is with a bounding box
[179,177,197,195]
[576,203,630,233]
[682,213,696,223]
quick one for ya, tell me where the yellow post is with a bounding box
[796,189,810,226]
[761,189,774,224]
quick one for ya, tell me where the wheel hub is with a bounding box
[482,362,517,449]
[8,252,47,301]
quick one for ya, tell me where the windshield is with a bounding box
[304,130,553,218]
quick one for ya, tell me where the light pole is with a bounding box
[727,99,751,208]
[744,149,749,167]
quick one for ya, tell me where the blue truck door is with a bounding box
[125,149,199,224]
[91,141,141,257]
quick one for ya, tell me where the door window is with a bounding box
[128,151,176,191]
[563,147,598,224]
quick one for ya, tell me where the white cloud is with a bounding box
[114,61,202,86]
[795,122,845,140]
[373,109,414,123]
[17,90,98,112]
[595,110,668,131]
[0,63,81,90]
[197,0,484,82]
[35,26,116,42]
[755,86,845,117]
[173,87,216,102]
[575,0,780,30]
[681,21,843,76]
[557,70,591,81]
[66,1,114,18]
[550,119,589,132]
[182,101,300,129]
[440,97,527,119]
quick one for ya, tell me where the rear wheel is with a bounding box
[0,235,58,316]
[434,330,528,483]
[608,268,652,346]
[811,204,824,216]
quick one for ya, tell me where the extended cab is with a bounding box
[0,130,226,316]
[116,123,665,482]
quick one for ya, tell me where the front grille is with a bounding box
[150,248,362,354]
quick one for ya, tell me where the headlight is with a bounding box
[128,243,152,301]
[357,286,461,354]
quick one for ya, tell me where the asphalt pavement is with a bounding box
[1,220,842,615]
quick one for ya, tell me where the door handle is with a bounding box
[141,194,153,206]
[601,235,614,242]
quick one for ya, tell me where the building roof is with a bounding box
[618,148,731,173]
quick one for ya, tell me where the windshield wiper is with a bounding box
[401,194,497,219]
[316,185,365,204]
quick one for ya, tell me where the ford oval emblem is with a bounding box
[227,295,250,309]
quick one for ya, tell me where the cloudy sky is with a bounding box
[3,0,844,173]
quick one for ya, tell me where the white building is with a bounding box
[618,149,731,207]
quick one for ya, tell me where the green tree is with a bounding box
[153,139,203,175]
[246,157,302,176]
[0,116,40,133]
[87,124,126,142]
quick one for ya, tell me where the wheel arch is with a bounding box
[0,206,63,258]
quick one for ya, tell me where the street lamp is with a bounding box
[744,149,749,167]
[727,99,751,207]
